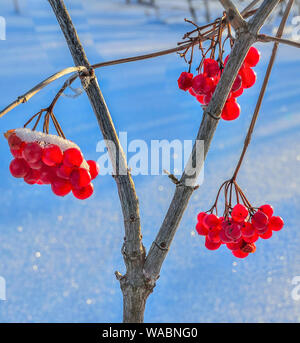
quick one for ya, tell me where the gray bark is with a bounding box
[48,0,280,322]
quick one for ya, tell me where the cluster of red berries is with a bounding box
[195,203,284,258]
[177,47,260,121]
[6,129,99,200]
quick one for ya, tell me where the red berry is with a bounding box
[252,211,269,230]
[29,159,44,170]
[219,228,233,243]
[51,178,72,197]
[203,58,220,77]
[8,133,23,150]
[178,72,193,91]
[39,166,57,185]
[259,228,273,239]
[42,144,63,166]
[195,222,208,236]
[243,232,259,243]
[232,86,244,98]
[231,75,242,93]
[245,47,260,67]
[241,222,255,237]
[189,88,197,96]
[232,249,249,258]
[207,230,221,243]
[57,164,73,180]
[23,142,43,164]
[24,169,40,185]
[192,74,214,95]
[259,204,274,219]
[205,236,221,250]
[72,183,94,200]
[63,148,83,168]
[221,99,241,121]
[226,239,243,251]
[203,93,212,105]
[70,168,91,189]
[225,221,242,240]
[87,160,99,180]
[203,214,220,231]
[10,141,26,159]
[196,94,205,104]
[9,158,30,178]
[268,216,284,231]
[231,204,248,222]
[240,66,256,88]
[197,212,207,224]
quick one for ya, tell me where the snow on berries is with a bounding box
[195,179,284,258]
[177,46,260,121]
[5,128,100,200]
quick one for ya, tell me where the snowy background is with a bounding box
[0,0,300,323]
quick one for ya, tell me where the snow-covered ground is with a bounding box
[0,0,300,323]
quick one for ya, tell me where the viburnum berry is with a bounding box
[51,178,72,197]
[56,164,73,180]
[195,222,209,236]
[232,86,244,98]
[9,158,30,178]
[24,169,40,185]
[240,242,256,253]
[231,75,242,93]
[63,148,83,168]
[232,249,249,258]
[231,204,248,222]
[226,239,243,251]
[205,236,222,250]
[196,94,205,104]
[8,133,23,150]
[11,141,25,159]
[72,183,94,200]
[245,47,260,67]
[219,228,233,243]
[177,72,193,91]
[268,216,284,231]
[207,230,221,243]
[243,232,259,243]
[70,168,91,189]
[259,228,273,239]
[39,165,56,185]
[42,144,63,166]
[259,204,274,219]
[192,74,214,95]
[87,160,100,180]
[197,212,207,224]
[221,98,241,121]
[23,142,43,164]
[203,58,220,78]
[239,66,256,89]
[203,213,220,231]
[251,211,269,230]
[29,159,44,170]
[241,222,255,238]
[225,221,242,240]
[189,88,197,96]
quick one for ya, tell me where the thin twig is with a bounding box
[257,34,300,48]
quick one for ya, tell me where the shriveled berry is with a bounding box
[23,142,43,164]
[252,211,268,230]
[9,158,30,178]
[72,183,94,200]
[259,204,274,219]
[221,99,241,121]
[205,236,221,250]
[231,204,248,222]
[51,178,72,197]
[70,168,91,189]
[178,72,193,91]
[240,66,256,88]
[241,242,256,253]
[87,160,99,180]
[269,216,284,231]
[42,144,63,166]
[245,47,260,67]
[63,148,83,168]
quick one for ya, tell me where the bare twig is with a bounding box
[232,0,294,180]
[257,34,300,48]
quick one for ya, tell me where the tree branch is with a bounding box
[219,0,247,31]
[257,34,300,48]
[48,0,146,323]
[144,0,280,281]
